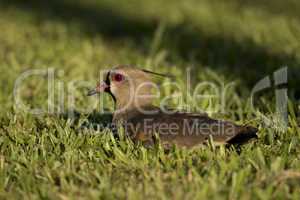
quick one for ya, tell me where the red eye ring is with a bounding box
[112,73,124,82]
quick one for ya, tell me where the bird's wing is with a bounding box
[124,109,257,147]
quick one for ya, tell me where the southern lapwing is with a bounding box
[88,66,257,148]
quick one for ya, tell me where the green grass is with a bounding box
[0,0,300,199]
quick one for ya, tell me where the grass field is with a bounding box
[0,0,300,199]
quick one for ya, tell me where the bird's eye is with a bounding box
[112,73,124,82]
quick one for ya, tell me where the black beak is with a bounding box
[87,89,98,96]
[87,81,109,96]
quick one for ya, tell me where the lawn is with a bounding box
[0,0,300,199]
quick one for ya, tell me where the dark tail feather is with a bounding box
[227,126,258,144]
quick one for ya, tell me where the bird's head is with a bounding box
[88,65,172,112]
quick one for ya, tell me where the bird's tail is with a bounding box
[227,126,258,144]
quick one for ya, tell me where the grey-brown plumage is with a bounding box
[88,65,257,148]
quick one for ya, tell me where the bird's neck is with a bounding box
[111,82,156,122]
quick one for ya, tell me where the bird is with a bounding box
[88,65,257,148]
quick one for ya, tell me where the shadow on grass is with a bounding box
[1,0,300,96]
